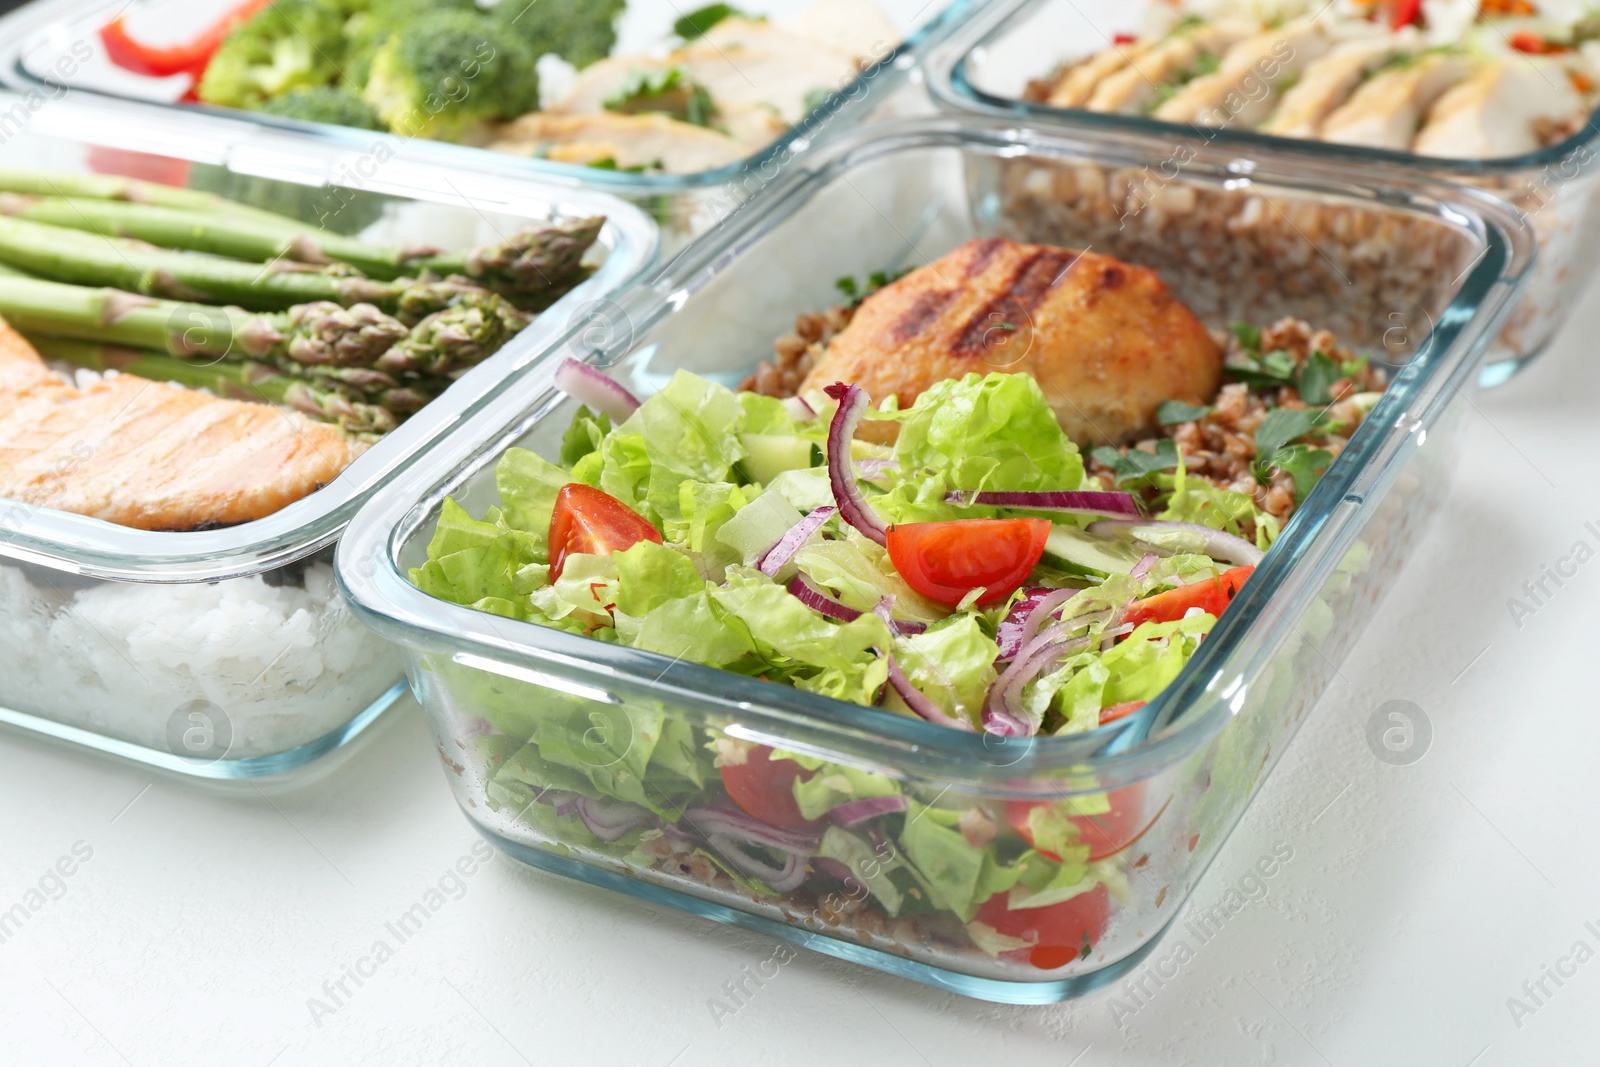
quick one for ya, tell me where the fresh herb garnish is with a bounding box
[1092,438,1181,487]
[834,269,909,307]
[1295,350,1340,405]
[1251,407,1332,499]
[1225,348,1297,389]
[1156,399,1211,425]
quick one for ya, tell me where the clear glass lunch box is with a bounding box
[0,0,979,253]
[336,115,1531,1001]
[0,96,657,779]
[925,0,1600,385]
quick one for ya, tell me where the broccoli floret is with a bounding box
[491,0,624,70]
[360,9,539,140]
[258,86,384,130]
[196,0,347,109]
[342,0,480,86]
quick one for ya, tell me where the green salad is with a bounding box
[403,355,1357,970]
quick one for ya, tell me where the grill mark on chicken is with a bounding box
[889,289,959,343]
[962,237,1007,278]
[951,246,1080,358]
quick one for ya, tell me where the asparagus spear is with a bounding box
[375,291,528,378]
[29,336,401,436]
[0,195,424,279]
[0,197,605,299]
[0,274,407,366]
[412,216,605,297]
[0,215,408,310]
[0,168,300,228]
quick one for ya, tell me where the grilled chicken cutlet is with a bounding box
[799,239,1222,445]
[0,316,362,530]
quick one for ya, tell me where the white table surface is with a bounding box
[5,250,1600,1067]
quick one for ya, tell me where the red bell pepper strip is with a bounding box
[99,0,275,79]
[1390,0,1422,28]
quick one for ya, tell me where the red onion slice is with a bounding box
[947,489,1142,518]
[1086,519,1264,567]
[787,574,863,622]
[553,356,641,423]
[1130,553,1159,579]
[830,795,908,828]
[576,796,658,841]
[685,805,819,855]
[782,395,816,421]
[885,654,973,731]
[1101,620,1134,651]
[758,506,835,577]
[823,382,889,545]
[982,633,1092,737]
[1018,587,1080,651]
[707,834,810,893]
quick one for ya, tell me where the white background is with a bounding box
[3,286,1598,1067]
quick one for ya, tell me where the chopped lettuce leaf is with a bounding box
[900,802,1026,921]
[891,615,998,728]
[872,372,1084,523]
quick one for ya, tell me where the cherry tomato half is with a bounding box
[719,745,822,831]
[975,883,1111,970]
[1121,564,1254,630]
[548,483,662,580]
[885,519,1051,607]
[1007,781,1153,864]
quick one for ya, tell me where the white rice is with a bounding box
[0,559,405,761]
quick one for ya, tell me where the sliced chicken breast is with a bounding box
[488,112,748,174]
[1259,35,1405,137]
[1153,17,1332,127]
[1085,20,1256,114]
[1413,59,1580,158]
[1319,51,1474,150]
[1048,42,1152,108]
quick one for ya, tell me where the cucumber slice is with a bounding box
[1040,524,1144,577]
[739,433,816,485]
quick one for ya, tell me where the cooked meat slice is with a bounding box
[0,316,362,530]
[1048,42,1152,108]
[798,239,1222,446]
[1085,21,1255,114]
[489,112,747,173]
[1259,35,1405,137]
[1413,59,1580,158]
[1152,17,1331,127]
[1318,52,1473,150]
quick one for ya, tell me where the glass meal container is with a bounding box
[0,0,981,254]
[925,0,1600,386]
[0,96,657,779]
[336,115,1531,1001]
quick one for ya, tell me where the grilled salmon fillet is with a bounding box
[0,316,363,530]
[799,239,1222,445]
